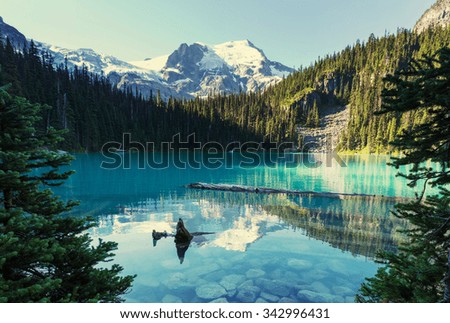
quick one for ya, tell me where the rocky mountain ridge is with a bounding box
[0,16,292,99]
[414,0,450,33]
[0,16,27,48]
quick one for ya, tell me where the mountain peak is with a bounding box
[213,39,269,67]
[166,42,207,70]
[128,39,292,98]
[218,39,255,48]
[193,41,207,46]
[414,0,450,33]
[241,39,255,47]
[79,47,96,52]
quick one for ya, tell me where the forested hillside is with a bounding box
[0,26,449,152]
[268,26,450,153]
[0,40,293,151]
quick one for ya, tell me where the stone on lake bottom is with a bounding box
[162,272,202,291]
[246,268,265,279]
[220,274,246,291]
[238,280,254,288]
[271,269,302,284]
[195,283,227,300]
[227,289,237,298]
[256,278,291,297]
[235,285,261,303]
[310,281,331,294]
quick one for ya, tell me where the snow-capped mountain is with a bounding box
[46,40,293,99]
[130,40,293,98]
[0,16,292,99]
[39,44,179,99]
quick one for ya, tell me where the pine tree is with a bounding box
[356,47,450,303]
[305,101,320,128]
[0,87,134,302]
[312,101,320,127]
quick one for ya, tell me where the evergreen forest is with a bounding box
[0,26,448,152]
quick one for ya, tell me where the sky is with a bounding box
[0,0,436,68]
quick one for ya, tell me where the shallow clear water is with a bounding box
[55,152,419,303]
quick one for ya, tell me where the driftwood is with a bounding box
[186,182,410,202]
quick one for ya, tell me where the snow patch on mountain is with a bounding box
[129,54,169,71]
[214,40,261,66]
[198,47,225,71]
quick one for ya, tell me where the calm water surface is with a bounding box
[55,152,420,303]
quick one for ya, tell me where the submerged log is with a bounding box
[186,182,410,202]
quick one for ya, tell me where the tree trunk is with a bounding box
[445,247,450,303]
[186,182,409,202]
[3,189,12,210]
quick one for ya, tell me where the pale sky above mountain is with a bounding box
[0,0,436,67]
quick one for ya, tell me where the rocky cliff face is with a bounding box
[161,42,240,96]
[288,71,348,115]
[414,0,450,33]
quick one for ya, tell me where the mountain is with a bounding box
[0,16,292,99]
[45,40,293,99]
[130,40,292,98]
[0,16,27,48]
[38,43,179,99]
[414,0,450,33]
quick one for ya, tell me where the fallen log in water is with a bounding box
[186,182,410,202]
[152,231,215,240]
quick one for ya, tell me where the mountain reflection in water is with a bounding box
[91,190,406,259]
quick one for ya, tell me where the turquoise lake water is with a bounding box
[55,152,422,303]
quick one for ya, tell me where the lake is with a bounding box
[55,152,418,303]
